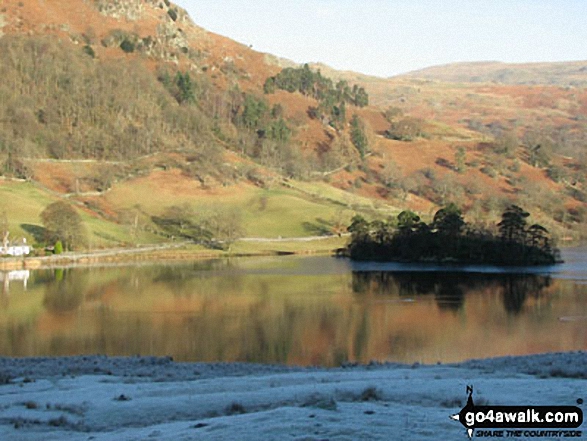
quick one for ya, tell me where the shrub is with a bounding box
[546,165,568,183]
[509,159,521,172]
[302,393,338,410]
[0,373,12,384]
[360,387,383,402]
[167,8,178,21]
[119,39,135,53]
[48,416,69,427]
[480,165,497,178]
[82,45,95,58]
[567,187,587,203]
[54,240,63,255]
[422,167,436,180]
[385,117,425,141]
[225,402,246,415]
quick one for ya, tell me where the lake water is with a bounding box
[0,249,586,366]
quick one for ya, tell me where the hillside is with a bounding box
[398,60,587,87]
[0,0,585,254]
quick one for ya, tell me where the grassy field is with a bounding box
[0,180,160,249]
[0,175,356,253]
[0,181,59,241]
[231,236,347,255]
[103,171,367,239]
[238,189,343,238]
[80,212,164,249]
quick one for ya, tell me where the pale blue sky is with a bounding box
[175,0,587,77]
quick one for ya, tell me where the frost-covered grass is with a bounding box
[0,353,585,440]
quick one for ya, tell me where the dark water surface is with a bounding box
[0,249,586,366]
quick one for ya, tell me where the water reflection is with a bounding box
[351,272,552,314]
[43,269,88,314]
[0,257,584,365]
[0,270,30,295]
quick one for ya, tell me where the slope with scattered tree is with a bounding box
[0,0,584,255]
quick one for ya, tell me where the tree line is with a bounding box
[347,204,560,265]
[264,64,368,129]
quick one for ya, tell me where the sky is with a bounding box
[174,0,587,78]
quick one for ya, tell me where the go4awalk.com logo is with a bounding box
[450,386,584,439]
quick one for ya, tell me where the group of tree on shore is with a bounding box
[347,204,560,265]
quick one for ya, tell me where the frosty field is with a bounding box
[0,353,585,440]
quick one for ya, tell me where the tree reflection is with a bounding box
[435,280,465,311]
[151,260,244,297]
[43,269,88,314]
[501,274,551,315]
[2,262,567,366]
[351,271,551,313]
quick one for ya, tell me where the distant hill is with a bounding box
[398,61,587,87]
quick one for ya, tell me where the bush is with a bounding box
[225,402,246,415]
[360,387,383,402]
[302,393,338,410]
[570,206,587,224]
[119,39,135,53]
[567,187,587,203]
[546,165,568,183]
[54,240,63,255]
[82,45,95,58]
[480,165,497,178]
[0,373,12,385]
[48,416,69,427]
[167,8,178,21]
[422,167,436,180]
[385,117,425,141]
[509,160,521,172]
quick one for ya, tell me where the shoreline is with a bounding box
[1,238,582,271]
[0,352,584,440]
[0,239,344,271]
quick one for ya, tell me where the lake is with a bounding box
[0,249,586,367]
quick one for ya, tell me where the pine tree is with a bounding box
[350,115,368,158]
[498,205,529,243]
[175,72,196,104]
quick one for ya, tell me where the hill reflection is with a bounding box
[0,258,584,366]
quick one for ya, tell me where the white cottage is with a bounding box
[1,238,32,256]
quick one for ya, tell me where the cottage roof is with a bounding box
[6,238,29,247]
